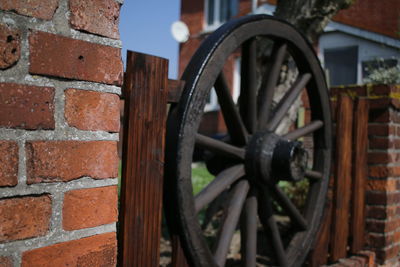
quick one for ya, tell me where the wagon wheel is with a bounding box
[164,15,332,267]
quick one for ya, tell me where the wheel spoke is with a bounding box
[241,191,258,267]
[215,73,249,145]
[214,180,250,267]
[194,164,245,213]
[283,120,323,140]
[239,37,258,133]
[269,184,308,231]
[258,192,288,267]
[258,43,287,130]
[195,133,245,159]
[267,73,312,132]
[305,170,323,181]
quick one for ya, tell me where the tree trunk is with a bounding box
[275,0,354,42]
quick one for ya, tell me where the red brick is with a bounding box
[334,0,399,39]
[367,232,393,248]
[0,256,12,267]
[29,31,123,85]
[69,0,121,39]
[368,166,400,178]
[65,89,120,132]
[368,137,393,149]
[357,251,375,267]
[368,152,400,164]
[374,244,399,264]
[0,0,58,20]
[369,109,391,123]
[21,232,117,267]
[26,141,118,183]
[366,218,400,233]
[368,124,394,136]
[0,24,21,69]
[0,141,18,187]
[366,179,397,192]
[338,258,359,266]
[0,83,55,130]
[366,191,400,205]
[349,256,366,266]
[366,205,396,220]
[0,195,51,242]
[63,186,118,230]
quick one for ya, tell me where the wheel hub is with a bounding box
[245,131,308,184]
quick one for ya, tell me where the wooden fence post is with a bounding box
[330,94,354,261]
[350,98,369,253]
[118,51,169,267]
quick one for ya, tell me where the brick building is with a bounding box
[179,0,400,87]
[0,0,122,266]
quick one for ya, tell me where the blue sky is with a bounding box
[119,0,181,79]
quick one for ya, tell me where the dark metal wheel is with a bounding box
[164,15,332,267]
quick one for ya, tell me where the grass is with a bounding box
[191,163,214,195]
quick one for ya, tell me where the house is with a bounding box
[179,0,399,86]
[177,0,399,134]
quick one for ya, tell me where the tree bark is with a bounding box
[275,0,354,42]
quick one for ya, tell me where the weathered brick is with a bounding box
[0,141,18,187]
[357,251,375,267]
[0,0,58,20]
[338,258,359,267]
[0,195,51,242]
[369,109,391,123]
[368,152,400,164]
[369,166,400,178]
[0,83,55,130]
[65,89,120,132]
[374,244,399,264]
[366,218,400,233]
[69,0,121,39]
[366,178,398,192]
[21,232,116,267]
[0,24,21,69]
[366,205,396,220]
[366,191,400,205]
[367,232,393,248]
[349,256,366,266]
[368,124,394,137]
[0,256,12,267]
[29,31,123,85]
[63,186,118,230]
[367,152,388,164]
[368,137,393,149]
[26,141,118,183]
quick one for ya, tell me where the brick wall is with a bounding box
[331,84,400,265]
[0,0,123,266]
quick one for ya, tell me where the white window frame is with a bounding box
[204,0,238,31]
[204,88,219,112]
[204,57,241,112]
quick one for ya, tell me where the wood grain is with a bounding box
[308,175,334,266]
[350,98,369,253]
[118,51,169,267]
[330,94,354,261]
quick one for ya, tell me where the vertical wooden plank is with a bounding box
[330,94,354,261]
[118,51,168,267]
[171,236,190,267]
[308,175,334,266]
[350,98,369,253]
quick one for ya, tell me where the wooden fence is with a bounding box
[118,51,372,266]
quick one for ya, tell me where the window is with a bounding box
[204,57,241,112]
[205,0,239,29]
[362,58,398,78]
[324,46,358,86]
